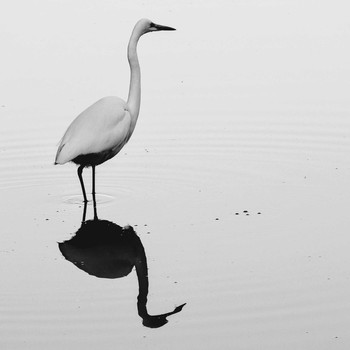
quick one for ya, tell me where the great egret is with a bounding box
[55,18,175,202]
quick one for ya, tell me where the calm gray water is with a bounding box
[1,1,350,349]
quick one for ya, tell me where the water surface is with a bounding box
[1,1,350,349]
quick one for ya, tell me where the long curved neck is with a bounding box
[127,28,142,122]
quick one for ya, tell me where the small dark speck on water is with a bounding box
[243,210,248,213]
[215,218,219,221]
[45,218,49,221]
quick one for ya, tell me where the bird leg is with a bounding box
[81,200,87,223]
[92,165,98,220]
[77,165,88,203]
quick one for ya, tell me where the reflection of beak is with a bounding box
[154,23,176,31]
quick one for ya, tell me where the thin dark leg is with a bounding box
[82,200,87,223]
[77,165,88,203]
[92,165,98,220]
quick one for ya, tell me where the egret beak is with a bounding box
[153,23,176,31]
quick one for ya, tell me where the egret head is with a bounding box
[136,18,176,36]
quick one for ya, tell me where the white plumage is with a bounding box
[56,97,132,165]
[55,19,175,203]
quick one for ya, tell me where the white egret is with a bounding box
[55,18,175,202]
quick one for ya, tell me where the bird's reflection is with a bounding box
[59,202,186,328]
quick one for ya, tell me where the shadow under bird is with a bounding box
[54,19,175,202]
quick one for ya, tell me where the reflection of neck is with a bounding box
[135,240,186,327]
[135,237,149,317]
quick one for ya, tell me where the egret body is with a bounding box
[55,19,175,202]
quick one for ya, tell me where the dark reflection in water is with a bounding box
[58,202,186,328]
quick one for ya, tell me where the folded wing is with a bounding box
[55,96,132,165]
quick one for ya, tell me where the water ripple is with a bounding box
[1,114,350,191]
